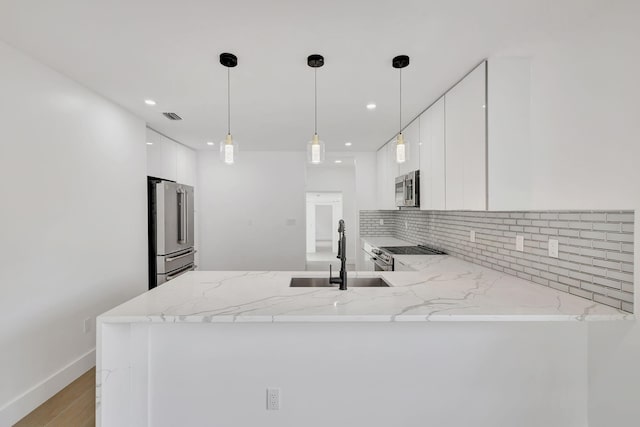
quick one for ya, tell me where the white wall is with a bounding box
[0,41,148,425]
[197,150,307,270]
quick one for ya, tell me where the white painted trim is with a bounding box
[0,348,96,426]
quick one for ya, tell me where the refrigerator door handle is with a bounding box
[184,190,189,244]
[177,188,187,244]
[166,263,195,281]
[165,249,197,262]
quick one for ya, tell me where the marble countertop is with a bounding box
[99,256,632,324]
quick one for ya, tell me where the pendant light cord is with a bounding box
[227,67,231,135]
[399,68,402,134]
[314,68,318,135]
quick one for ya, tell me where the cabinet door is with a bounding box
[445,63,486,210]
[176,144,197,186]
[360,249,375,271]
[376,146,387,209]
[386,141,399,209]
[146,128,162,178]
[377,142,399,210]
[399,119,419,174]
[160,136,178,182]
[420,97,446,210]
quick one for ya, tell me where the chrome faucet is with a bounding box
[329,219,347,290]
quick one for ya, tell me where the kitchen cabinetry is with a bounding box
[445,63,486,210]
[375,141,399,210]
[359,240,376,271]
[373,61,487,212]
[146,128,196,185]
[176,143,197,186]
[146,129,163,178]
[398,119,420,175]
[419,96,446,210]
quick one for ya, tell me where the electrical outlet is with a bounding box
[405,221,408,230]
[379,219,384,226]
[548,239,559,258]
[267,388,280,410]
[83,318,92,334]
[470,230,476,243]
[516,235,524,252]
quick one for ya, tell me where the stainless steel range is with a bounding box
[370,245,446,271]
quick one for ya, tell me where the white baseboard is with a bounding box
[0,348,96,426]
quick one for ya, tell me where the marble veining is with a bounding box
[99,256,632,323]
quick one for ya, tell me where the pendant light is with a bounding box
[393,55,410,164]
[219,53,238,165]
[307,54,325,164]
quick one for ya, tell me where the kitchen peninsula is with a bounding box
[97,258,630,427]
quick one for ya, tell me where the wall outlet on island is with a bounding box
[516,235,524,252]
[548,239,559,258]
[470,230,476,243]
[405,221,408,230]
[379,219,384,226]
[267,388,280,410]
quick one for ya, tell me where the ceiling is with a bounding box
[0,0,606,151]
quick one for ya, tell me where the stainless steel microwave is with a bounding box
[395,170,420,207]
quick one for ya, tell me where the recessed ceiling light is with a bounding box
[206,141,214,146]
[334,160,342,164]
[145,99,156,106]
[366,103,376,110]
[146,142,153,145]
[345,142,352,147]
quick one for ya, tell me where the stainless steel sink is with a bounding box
[289,277,390,287]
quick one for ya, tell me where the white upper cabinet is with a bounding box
[419,96,446,210]
[486,57,531,210]
[376,146,389,209]
[376,141,399,210]
[387,141,400,207]
[176,143,197,186]
[398,119,420,175]
[160,136,178,182]
[445,63,487,210]
[146,128,196,185]
[146,128,163,178]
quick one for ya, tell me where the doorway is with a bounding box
[306,192,343,266]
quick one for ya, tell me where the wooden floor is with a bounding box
[14,368,95,427]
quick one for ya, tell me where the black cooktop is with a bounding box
[380,245,446,255]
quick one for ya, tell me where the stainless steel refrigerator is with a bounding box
[148,177,195,289]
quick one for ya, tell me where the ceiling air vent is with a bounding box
[162,112,183,121]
